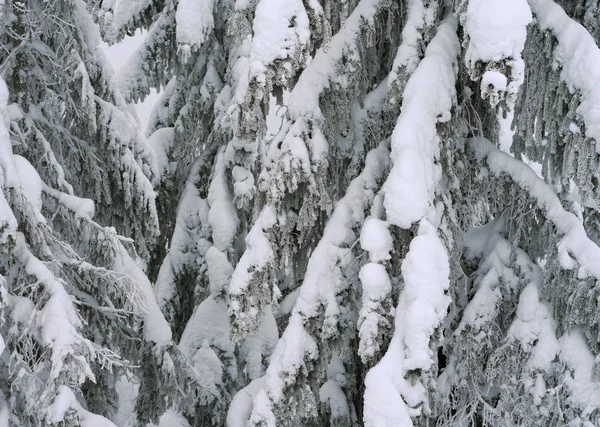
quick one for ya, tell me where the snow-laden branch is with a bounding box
[383,16,460,229]
[469,136,600,281]
[248,141,390,426]
[528,0,600,152]
[287,0,385,122]
[364,17,458,426]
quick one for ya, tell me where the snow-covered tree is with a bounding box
[87,0,600,425]
[0,1,211,424]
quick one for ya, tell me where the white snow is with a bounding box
[14,155,43,212]
[358,262,392,362]
[360,218,392,262]
[208,150,240,251]
[364,220,450,427]
[227,378,265,427]
[387,0,436,94]
[558,330,600,417]
[249,141,390,426]
[147,127,175,178]
[250,0,310,79]
[206,246,234,294]
[176,0,214,61]
[464,0,532,66]
[42,183,95,219]
[49,386,117,427]
[383,17,459,229]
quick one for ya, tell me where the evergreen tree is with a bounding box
[0,0,208,425]
[78,0,600,425]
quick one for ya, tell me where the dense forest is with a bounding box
[2,0,600,425]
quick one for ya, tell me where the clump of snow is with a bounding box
[14,155,43,213]
[176,0,214,62]
[287,0,384,121]
[208,150,239,251]
[43,183,95,219]
[228,206,277,335]
[147,127,175,179]
[364,220,450,426]
[358,263,392,362]
[464,0,531,66]
[49,386,117,426]
[383,17,459,228]
[227,378,265,427]
[250,0,310,79]
[205,247,234,295]
[360,218,392,262]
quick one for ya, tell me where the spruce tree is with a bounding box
[0,0,208,425]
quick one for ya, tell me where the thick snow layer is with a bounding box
[227,378,265,427]
[250,0,310,79]
[358,262,391,361]
[287,0,384,121]
[464,0,531,65]
[383,17,459,228]
[206,247,234,295]
[360,218,392,262]
[49,386,117,426]
[364,220,450,427]
[229,206,276,298]
[559,330,600,416]
[14,234,92,381]
[148,127,175,179]
[470,137,600,283]
[208,150,239,251]
[176,0,214,59]
[249,141,390,426]
[179,296,233,361]
[529,0,600,152]
[14,155,43,212]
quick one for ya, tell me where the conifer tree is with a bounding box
[0,0,209,425]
